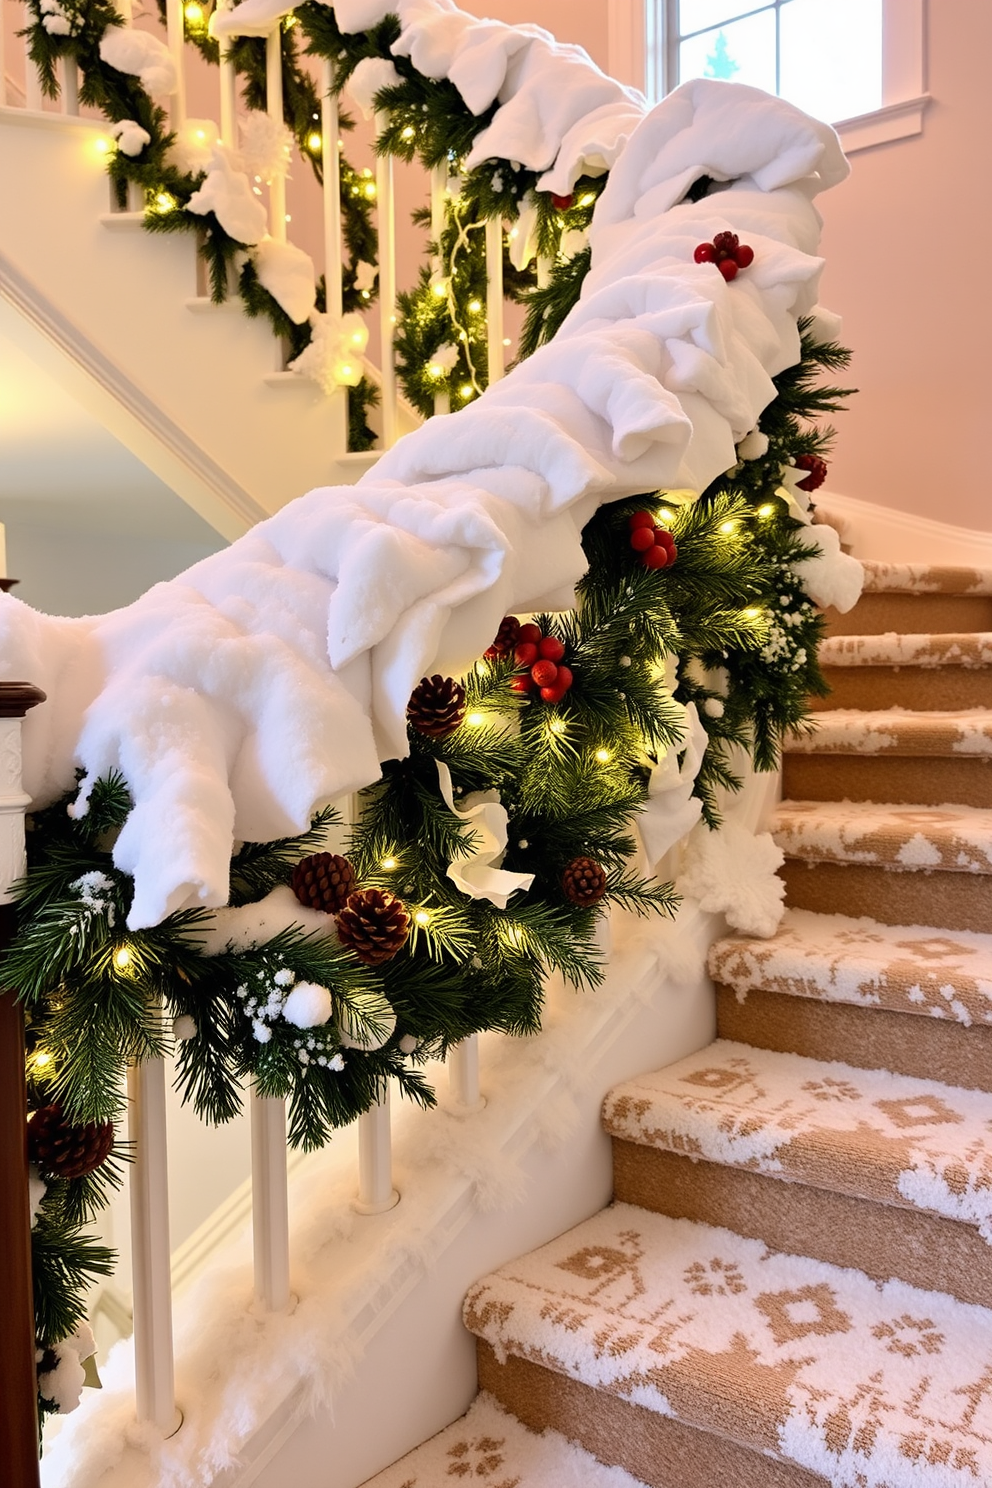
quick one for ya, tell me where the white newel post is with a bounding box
[265,27,287,244]
[250,1087,292,1312]
[165,0,186,127]
[485,216,505,384]
[375,112,398,449]
[354,1085,398,1214]
[448,1034,485,1113]
[128,1053,181,1434]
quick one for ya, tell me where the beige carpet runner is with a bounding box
[366,561,992,1488]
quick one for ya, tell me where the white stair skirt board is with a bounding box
[361,1390,650,1488]
[816,489,992,567]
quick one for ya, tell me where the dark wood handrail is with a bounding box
[0,681,46,1485]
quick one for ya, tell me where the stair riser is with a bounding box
[824,593,992,637]
[715,983,992,1094]
[812,667,992,711]
[782,753,992,807]
[478,1341,827,1488]
[612,1142,992,1310]
[780,860,992,932]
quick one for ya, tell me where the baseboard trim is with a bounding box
[815,490,992,566]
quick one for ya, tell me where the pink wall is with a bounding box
[816,1,991,532]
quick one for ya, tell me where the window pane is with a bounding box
[779,0,883,122]
[679,11,777,94]
[679,0,771,38]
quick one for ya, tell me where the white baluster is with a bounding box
[321,66,343,321]
[485,216,505,384]
[128,1053,181,1434]
[375,111,398,449]
[165,0,186,127]
[250,1087,293,1313]
[536,254,553,289]
[24,26,44,112]
[0,5,6,107]
[217,0,237,151]
[448,1035,485,1114]
[266,27,286,244]
[353,1086,398,1214]
[430,162,450,417]
[115,0,133,20]
[60,55,79,115]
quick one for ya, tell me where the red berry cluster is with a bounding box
[629,511,678,569]
[512,622,573,703]
[795,453,828,492]
[693,231,754,281]
[551,192,574,211]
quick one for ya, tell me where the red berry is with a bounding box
[517,623,542,646]
[718,259,738,282]
[511,675,534,694]
[531,659,558,688]
[734,243,754,268]
[538,636,565,662]
[713,231,739,255]
[643,544,669,569]
[669,544,678,560]
[540,684,565,703]
[628,510,655,530]
[554,665,573,694]
[630,526,655,553]
[514,641,538,667]
[654,528,675,550]
[795,453,828,492]
[693,242,715,264]
[551,192,574,211]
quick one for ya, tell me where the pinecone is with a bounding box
[407,674,466,740]
[291,852,356,913]
[795,453,828,492]
[337,888,410,966]
[562,856,608,907]
[484,616,521,660]
[29,1103,114,1179]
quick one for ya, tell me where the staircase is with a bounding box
[366,559,992,1486]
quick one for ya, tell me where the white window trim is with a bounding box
[612,0,928,154]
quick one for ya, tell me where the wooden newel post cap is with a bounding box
[0,683,46,718]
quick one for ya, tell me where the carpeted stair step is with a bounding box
[772,799,992,932]
[708,908,992,1092]
[782,709,992,807]
[465,1203,992,1487]
[361,1390,651,1487]
[604,1039,992,1307]
[823,561,992,638]
[810,631,992,712]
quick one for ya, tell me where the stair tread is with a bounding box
[784,708,992,757]
[861,560,992,595]
[709,908,992,1027]
[819,632,992,668]
[772,798,992,874]
[362,1389,650,1488]
[465,1202,992,1483]
[603,1038,992,1236]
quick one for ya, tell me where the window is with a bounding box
[636,0,927,153]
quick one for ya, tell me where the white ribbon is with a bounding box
[637,702,708,870]
[436,762,535,909]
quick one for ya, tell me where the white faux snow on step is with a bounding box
[861,561,992,595]
[818,632,992,668]
[603,1039,992,1240]
[784,709,992,756]
[772,799,992,873]
[465,1203,992,1487]
[709,907,992,1025]
[361,1391,650,1488]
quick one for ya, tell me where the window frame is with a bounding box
[617,0,928,154]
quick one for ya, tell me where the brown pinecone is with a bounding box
[562,856,608,907]
[337,888,410,966]
[291,852,356,913]
[407,674,466,740]
[28,1103,115,1179]
[484,616,521,660]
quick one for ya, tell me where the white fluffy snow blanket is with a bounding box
[0,78,850,929]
